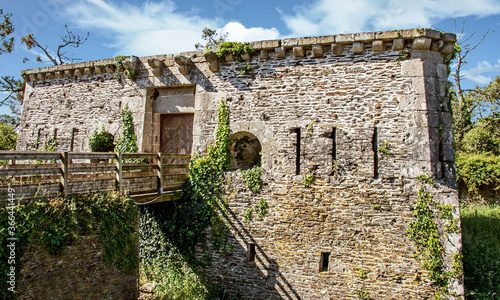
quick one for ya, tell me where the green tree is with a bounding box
[194,27,227,51]
[0,114,17,150]
[115,104,138,154]
[0,9,14,54]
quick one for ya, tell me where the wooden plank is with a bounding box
[116,152,122,193]
[162,154,191,159]
[3,163,60,170]
[122,153,158,159]
[122,164,155,172]
[163,174,189,181]
[68,152,117,160]
[69,165,117,173]
[162,164,190,169]
[61,152,69,197]
[157,153,163,194]
[0,151,62,161]
[162,182,186,189]
[0,167,61,177]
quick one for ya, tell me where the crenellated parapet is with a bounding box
[20,28,456,83]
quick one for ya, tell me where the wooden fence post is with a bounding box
[60,152,69,197]
[116,152,123,193]
[157,152,163,194]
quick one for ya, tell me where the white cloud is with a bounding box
[279,0,500,37]
[62,0,281,57]
[221,22,280,42]
[462,59,500,85]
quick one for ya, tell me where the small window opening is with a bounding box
[294,128,301,175]
[70,128,77,152]
[228,132,262,171]
[247,243,256,262]
[372,127,379,179]
[320,252,330,272]
[331,127,337,161]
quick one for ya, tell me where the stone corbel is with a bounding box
[204,51,219,72]
[55,70,64,79]
[174,55,191,75]
[105,64,116,74]
[29,74,37,82]
[37,73,46,81]
[75,68,84,78]
[45,72,55,80]
[84,67,94,76]
[147,58,164,77]
[95,66,105,75]
[312,44,324,57]
[64,70,74,78]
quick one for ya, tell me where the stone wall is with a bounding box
[18,233,138,299]
[17,28,463,299]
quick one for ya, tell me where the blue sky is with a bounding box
[1,0,500,115]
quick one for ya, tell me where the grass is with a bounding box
[461,204,500,299]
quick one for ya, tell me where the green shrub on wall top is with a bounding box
[88,126,115,152]
[216,41,255,61]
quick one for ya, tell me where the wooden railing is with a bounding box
[0,151,190,204]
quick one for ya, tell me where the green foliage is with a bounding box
[461,117,500,155]
[0,9,15,54]
[240,166,263,192]
[139,98,237,299]
[113,55,137,82]
[407,174,460,292]
[378,142,393,155]
[461,204,500,299]
[239,64,253,75]
[243,207,253,225]
[0,119,17,150]
[356,289,371,300]
[256,198,268,221]
[456,152,500,199]
[303,173,315,188]
[359,270,367,280]
[115,104,138,154]
[194,27,228,51]
[0,192,138,299]
[88,126,115,152]
[216,42,255,61]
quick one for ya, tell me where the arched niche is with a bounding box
[228,131,262,171]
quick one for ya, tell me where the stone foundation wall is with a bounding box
[17,28,463,299]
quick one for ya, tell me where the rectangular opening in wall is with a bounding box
[372,127,379,179]
[320,252,330,272]
[70,128,77,152]
[247,243,256,262]
[294,128,301,175]
[332,126,337,163]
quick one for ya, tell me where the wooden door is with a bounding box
[160,114,194,175]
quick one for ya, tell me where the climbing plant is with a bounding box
[240,166,263,192]
[407,174,461,296]
[113,55,138,82]
[0,192,138,300]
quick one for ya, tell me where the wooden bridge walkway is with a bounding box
[0,151,190,204]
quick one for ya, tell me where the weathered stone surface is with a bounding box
[335,34,355,44]
[392,38,405,50]
[225,52,234,62]
[241,52,251,61]
[331,43,343,54]
[274,47,286,58]
[178,64,190,75]
[16,28,462,300]
[37,73,46,81]
[84,67,94,76]
[430,40,445,52]
[439,42,455,55]
[352,42,364,54]
[312,44,324,57]
[293,46,305,57]
[355,32,375,42]
[282,38,299,47]
[372,40,384,52]
[174,55,191,65]
[413,37,432,50]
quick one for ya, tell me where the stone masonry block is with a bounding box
[282,38,299,47]
[75,69,84,78]
[441,33,457,42]
[352,42,364,54]
[331,43,343,54]
[37,73,46,81]
[312,44,324,57]
[55,70,64,79]
[208,61,219,72]
[298,36,320,45]
[335,34,355,44]
[293,46,305,58]
[412,37,432,50]
[401,28,422,39]
[439,42,455,55]
[45,72,55,80]
[225,52,234,62]
[94,66,105,75]
[178,65,190,75]
[392,39,405,51]
[174,55,191,65]
[436,64,448,78]
[355,32,375,42]
[241,53,251,61]
[376,30,400,41]
[443,145,455,162]
[275,47,286,59]
[261,40,280,49]
[84,67,94,76]
[250,41,262,49]
[259,50,268,60]
[317,35,335,44]
[372,40,384,52]
[411,50,444,64]
[430,40,444,52]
